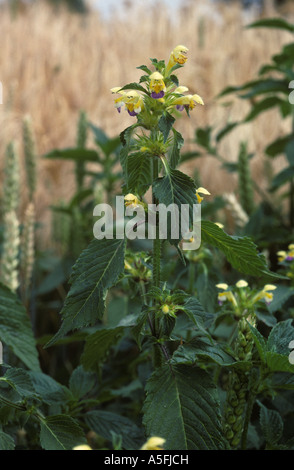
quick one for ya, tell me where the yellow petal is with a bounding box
[236,280,248,288]
[174,86,189,93]
[216,283,229,290]
[141,437,166,450]
[192,94,204,105]
[196,187,210,195]
[263,284,277,292]
[150,71,164,80]
[73,445,92,451]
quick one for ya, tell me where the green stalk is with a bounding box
[152,156,161,289]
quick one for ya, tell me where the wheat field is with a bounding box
[0,0,293,244]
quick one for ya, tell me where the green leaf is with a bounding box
[170,128,184,169]
[216,122,239,142]
[0,283,40,371]
[0,368,35,398]
[266,351,294,373]
[247,323,267,362]
[268,285,294,313]
[158,112,175,142]
[259,402,284,446]
[118,82,149,95]
[267,319,294,355]
[81,326,125,371]
[28,371,70,405]
[200,221,282,280]
[46,238,126,346]
[0,430,15,450]
[69,365,96,399]
[181,296,213,338]
[247,18,294,33]
[152,166,198,245]
[219,79,289,99]
[143,364,227,450]
[43,148,99,163]
[285,137,294,166]
[270,165,294,191]
[126,151,152,196]
[171,337,238,367]
[39,415,87,450]
[265,134,293,157]
[85,410,144,450]
[244,97,286,122]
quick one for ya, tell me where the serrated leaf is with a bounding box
[69,365,96,399]
[0,368,35,398]
[143,364,227,450]
[152,166,198,245]
[259,403,284,446]
[0,283,40,371]
[181,295,213,338]
[267,319,294,355]
[85,410,144,450]
[28,371,69,405]
[39,415,87,450]
[118,82,149,95]
[158,112,175,142]
[126,151,152,196]
[81,326,125,370]
[201,220,283,280]
[171,337,238,367]
[170,128,184,169]
[266,351,294,373]
[46,238,126,346]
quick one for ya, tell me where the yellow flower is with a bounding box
[277,250,287,262]
[149,71,166,99]
[253,284,277,305]
[196,187,210,204]
[124,193,142,209]
[236,280,248,288]
[141,437,166,450]
[73,445,92,450]
[161,304,170,314]
[166,45,189,72]
[111,89,143,116]
[216,283,237,307]
[173,93,204,112]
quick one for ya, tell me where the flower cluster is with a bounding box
[111,45,204,118]
[216,280,277,313]
[277,244,294,263]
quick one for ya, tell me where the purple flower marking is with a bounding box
[151,91,165,99]
[127,109,137,117]
[286,256,294,261]
[176,105,184,111]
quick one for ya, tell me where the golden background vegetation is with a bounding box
[0,0,293,244]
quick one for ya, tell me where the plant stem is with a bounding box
[152,156,161,289]
[241,389,256,450]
